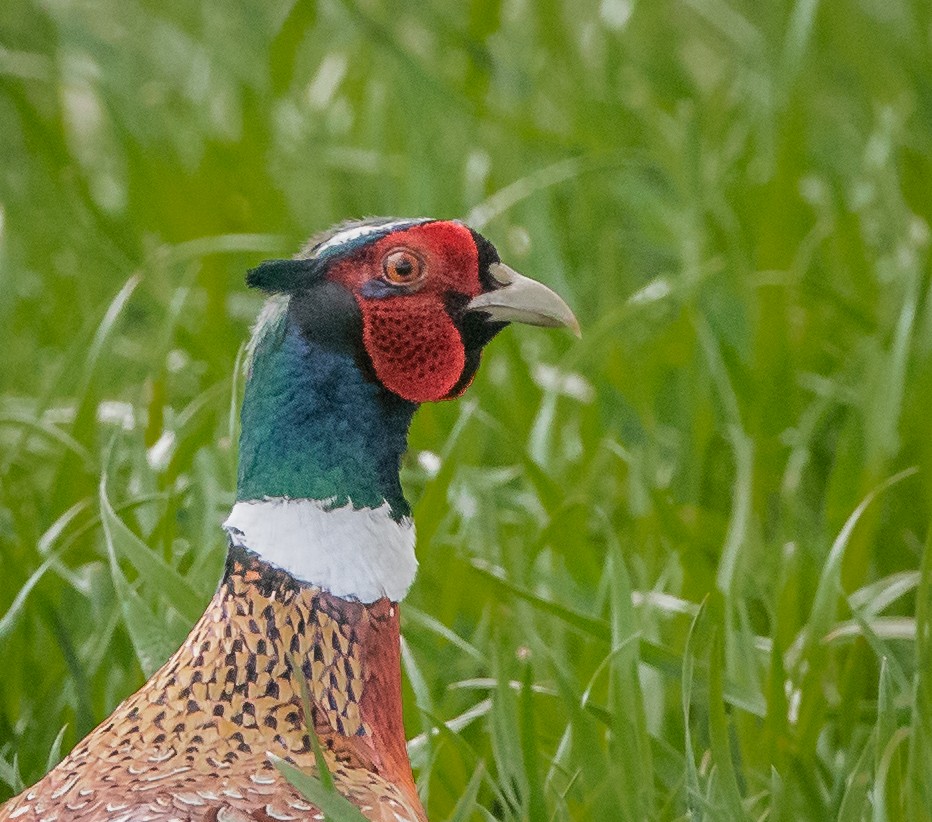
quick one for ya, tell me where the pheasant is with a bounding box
[0,217,578,822]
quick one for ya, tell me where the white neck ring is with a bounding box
[223,498,417,603]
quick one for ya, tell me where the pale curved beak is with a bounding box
[465,263,581,338]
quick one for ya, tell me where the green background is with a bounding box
[2,0,932,818]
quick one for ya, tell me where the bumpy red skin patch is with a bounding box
[328,221,483,403]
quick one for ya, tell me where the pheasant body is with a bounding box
[2,548,422,822]
[1,218,577,821]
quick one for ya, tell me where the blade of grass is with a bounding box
[489,648,525,816]
[279,653,370,822]
[98,438,177,675]
[446,762,486,822]
[0,753,24,795]
[99,469,204,624]
[43,725,68,774]
[708,630,748,820]
[906,529,932,817]
[100,529,176,677]
[270,755,370,822]
[0,413,94,471]
[407,699,493,770]
[289,652,335,793]
[606,540,653,818]
[0,548,64,642]
[836,734,875,822]
[872,728,909,822]
[682,599,709,821]
[792,467,918,749]
[519,660,546,822]
[798,467,918,662]
[403,605,485,665]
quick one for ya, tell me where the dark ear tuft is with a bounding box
[246,258,323,293]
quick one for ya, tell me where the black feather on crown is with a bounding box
[246,258,323,293]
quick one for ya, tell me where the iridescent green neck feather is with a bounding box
[236,298,416,519]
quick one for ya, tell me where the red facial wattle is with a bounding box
[359,294,467,402]
[328,221,482,403]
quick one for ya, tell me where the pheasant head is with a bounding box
[246,217,577,400]
[227,217,578,603]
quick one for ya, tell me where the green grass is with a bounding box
[2,0,932,818]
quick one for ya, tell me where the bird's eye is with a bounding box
[382,248,425,286]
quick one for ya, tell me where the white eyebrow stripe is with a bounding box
[313,218,432,258]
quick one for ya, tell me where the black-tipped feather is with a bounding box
[246,258,324,293]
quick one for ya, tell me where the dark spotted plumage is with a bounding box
[0,549,424,822]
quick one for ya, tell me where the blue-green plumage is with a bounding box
[237,300,415,518]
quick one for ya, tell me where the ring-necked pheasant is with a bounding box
[0,218,578,822]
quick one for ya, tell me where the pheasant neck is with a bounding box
[236,312,416,517]
[229,306,419,601]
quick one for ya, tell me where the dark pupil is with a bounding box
[393,256,413,278]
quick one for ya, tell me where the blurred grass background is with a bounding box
[2,0,932,819]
